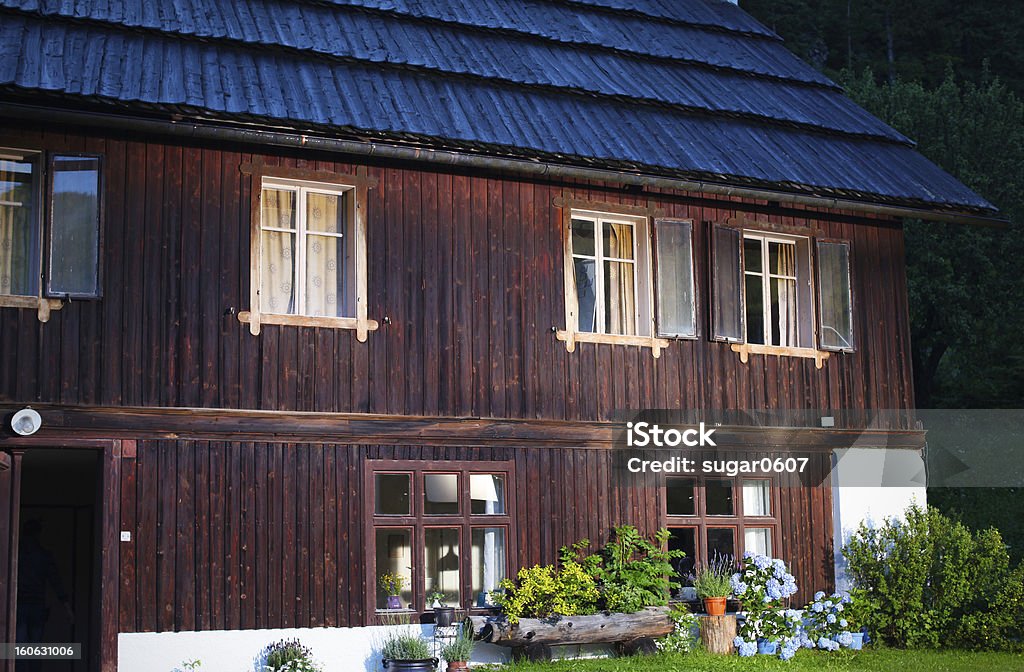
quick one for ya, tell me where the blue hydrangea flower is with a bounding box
[840,619,848,628]
[814,591,825,601]
[780,647,795,661]
[766,578,783,600]
[738,642,757,657]
[812,602,824,613]
[827,614,837,624]
[817,636,832,649]
[754,554,772,570]
[824,600,834,608]
[835,603,844,612]
[734,636,746,648]
[838,632,854,647]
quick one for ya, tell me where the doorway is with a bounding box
[15,449,100,672]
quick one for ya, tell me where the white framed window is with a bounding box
[259,178,355,319]
[558,205,667,356]
[239,166,378,340]
[742,232,813,348]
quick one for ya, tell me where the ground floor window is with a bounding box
[366,460,514,615]
[663,475,778,587]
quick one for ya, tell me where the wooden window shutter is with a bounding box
[816,240,855,351]
[710,223,744,342]
[655,219,697,338]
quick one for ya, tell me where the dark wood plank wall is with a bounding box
[0,126,915,422]
[116,440,832,632]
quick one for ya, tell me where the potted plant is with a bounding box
[693,556,733,616]
[261,639,323,671]
[380,572,407,610]
[438,626,475,672]
[428,592,456,627]
[380,628,437,672]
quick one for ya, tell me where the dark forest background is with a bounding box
[742,0,1024,560]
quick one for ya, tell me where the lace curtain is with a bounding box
[0,161,35,296]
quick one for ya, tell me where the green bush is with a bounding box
[493,561,599,624]
[380,630,432,661]
[843,504,1023,650]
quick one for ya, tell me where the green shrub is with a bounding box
[380,630,432,661]
[262,639,322,672]
[493,561,599,624]
[843,504,1023,651]
[692,556,733,599]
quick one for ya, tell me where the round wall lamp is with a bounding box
[10,408,42,436]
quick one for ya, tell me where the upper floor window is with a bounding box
[742,232,813,348]
[260,178,355,319]
[0,149,102,319]
[238,166,378,340]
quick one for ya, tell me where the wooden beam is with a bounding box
[0,404,927,450]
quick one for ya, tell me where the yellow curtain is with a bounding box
[260,188,296,315]
[775,244,798,346]
[604,221,636,335]
[303,192,342,317]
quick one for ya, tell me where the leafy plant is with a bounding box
[261,639,322,672]
[492,562,599,624]
[844,504,1023,651]
[439,626,476,662]
[656,604,700,654]
[732,554,801,660]
[560,525,686,613]
[801,591,857,650]
[428,591,447,607]
[180,660,201,672]
[692,555,733,599]
[379,572,407,596]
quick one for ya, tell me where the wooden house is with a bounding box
[0,0,998,670]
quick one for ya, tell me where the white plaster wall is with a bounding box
[117,625,510,672]
[830,448,927,591]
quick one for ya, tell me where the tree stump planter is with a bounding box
[467,607,673,661]
[700,614,737,655]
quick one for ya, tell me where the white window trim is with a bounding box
[743,231,801,347]
[238,164,378,341]
[556,201,668,358]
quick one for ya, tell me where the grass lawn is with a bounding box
[488,648,1024,671]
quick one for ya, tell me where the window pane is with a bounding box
[769,241,796,278]
[574,257,597,332]
[705,480,734,516]
[305,234,349,317]
[306,191,345,234]
[655,220,696,338]
[770,277,798,347]
[471,527,506,606]
[602,221,634,260]
[745,274,765,344]
[817,241,854,351]
[375,528,413,610]
[603,260,636,335]
[48,155,100,297]
[0,157,39,297]
[745,528,773,557]
[260,230,296,314]
[711,225,743,342]
[743,238,762,274]
[262,188,296,230]
[424,473,459,515]
[668,527,696,588]
[471,474,506,514]
[571,218,595,257]
[425,527,461,607]
[375,474,411,515]
[707,528,735,563]
[742,479,771,516]
[666,477,696,516]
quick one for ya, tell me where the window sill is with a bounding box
[556,329,669,358]
[0,295,64,322]
[730,343,830,369]
[238,310,379,341]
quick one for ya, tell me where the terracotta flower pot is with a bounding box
[446,661,469,672]
[703,596,727,616]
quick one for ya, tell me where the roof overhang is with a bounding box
[0,100,1006,227]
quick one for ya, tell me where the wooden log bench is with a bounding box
[467,606,673,662]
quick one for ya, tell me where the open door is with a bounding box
[0,450,24,672]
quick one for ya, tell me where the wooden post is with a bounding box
[700,614,737,655]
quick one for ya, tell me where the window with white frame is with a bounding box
[742,232,811,347]
[569,211,653,337]
[240,168,378,340]
[259,178,355,318]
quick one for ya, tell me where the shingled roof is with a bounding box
[0,0,996,216]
